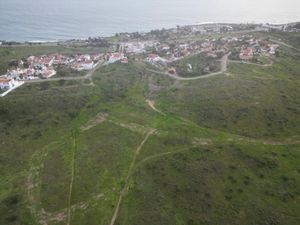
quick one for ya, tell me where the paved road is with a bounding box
[228,59,273,67]
[147,52,230,81]
[270,39,300,52]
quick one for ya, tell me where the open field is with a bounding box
[0,31,300,225]
[170,54,221,77]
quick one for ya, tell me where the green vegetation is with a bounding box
[118,143,300,225]
[170,54,221,77]
[55,66,85,77]
[269,32,300,49]
[0,31,300,225]
[157,51,300,138]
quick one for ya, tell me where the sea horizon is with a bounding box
[1,0,300,42]
[1,21,299,44]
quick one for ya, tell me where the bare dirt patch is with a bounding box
[263,139,300,146]
[146,99,165,115]
[109,119,151,134]
[192,137,213,146]
[81,112,108,131]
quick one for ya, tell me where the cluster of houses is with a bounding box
[0,78,17,90]
[121,39,227,67]
[136,35,279,66]
[1,31,281,96]
[121,41,158,54]
[0,77,24,97]
[70,54,102,71]
[3,52,129,83]
[0,52,129,95]
[142,40,225,68]
[7,55,57,80]
[176,24,234,35]
[146,54,168,67]
[237,36,279,60]
[107,53,128,64]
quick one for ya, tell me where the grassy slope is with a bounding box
[170,54,221,77]
[269,32,300,49]
[0,32,300,225]
[156,50,300,139]
[117,143,300,225]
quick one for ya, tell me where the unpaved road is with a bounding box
[109,129,155,225]
[66,133,78,225]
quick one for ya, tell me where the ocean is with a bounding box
[0,0,299,42]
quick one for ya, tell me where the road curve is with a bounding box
[270,39,300,52]
[147,53,230,81]
[228,59,273,67]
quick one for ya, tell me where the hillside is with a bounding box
[0,30,300,225]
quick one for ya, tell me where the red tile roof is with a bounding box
[0,79,11,84]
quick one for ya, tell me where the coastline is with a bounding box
[1,21,299,46]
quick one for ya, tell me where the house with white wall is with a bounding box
[0,79,14,90]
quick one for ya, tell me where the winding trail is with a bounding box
[26,141,68,225]
[135,149,189,171]
[146,52,276,81]
[66,133,78,225]
[109,129,155,225]
[145,98,300,146]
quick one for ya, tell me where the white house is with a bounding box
[146,54,168,66]
[80,60,94,70]
[269,44,279,55]
[109,53,125,63]
[0,79,14,90]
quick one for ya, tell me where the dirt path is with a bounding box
[81,113,108,131]
[109,119,150,135]
[135,149,189,170]
[66,133,78,225]
[146,53,230,81]
[262,139,300,146]
[27,141,68,225]
[109,129,155,225]
[146,99,166,115]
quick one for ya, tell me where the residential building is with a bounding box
[0,79,14,90]
[239,48,254,60]
[109,53,125,63]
